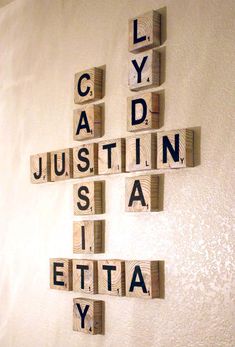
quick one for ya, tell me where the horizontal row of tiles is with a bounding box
[50,258,163,299]
[30,128,194,184]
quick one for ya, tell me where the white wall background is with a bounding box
[0,0,234,346]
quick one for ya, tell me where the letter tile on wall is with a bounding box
[157,129,194,169]
[125,260,160,298]
[73,259,98,294]
[126,133,157,172]
[73,181,104,215]
[30,152,51,184]
[125,175,159,212]
[73,298,103,335]
[129,10,161,52]
[73,220,103,254]
[50,148,73,181]
[128,50,160,90]
[74,67,103,104]
[73,104,102,141]
[127,92,160,132]
[98,260,125,296]
[49,258,72,291]
[98,138,125,175]
[73,143,98,178]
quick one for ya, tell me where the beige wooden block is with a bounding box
[126,133,156,172]
[73,143,98,178]
[73,181,104,215]
[73,104,102,141]
[74,67,103,104]
[73,298,103,335]
[30,152,51,184]
[128,50,160,90]
[157,129,194,169]
[73,259,98,294]
[125,260,160,298]
[98,260,125,296]
[49,258,72,291]
[50,148,73,181]
[98,138,125,175]
[125,175,159,212]
[73,221,103,254]
[127,92,159,132]
[129,10,161,52]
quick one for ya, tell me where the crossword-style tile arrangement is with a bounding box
[30,9,195,335]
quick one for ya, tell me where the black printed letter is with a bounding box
[54,153,65,176]
[33,157,42,179]
[77,148,90,172]
[163,134,180,163]
[102,143,117,169]
[102,265,117,291]
[76,111,91,135]
[76,304,89,329]
[129,265,147,293]
[133,19,146,44]
[77,186,90,210]
[131,56,148,83]
[76,264,89,289]
[131,98,147,125]
[53,262,64,286]
[77,73,90,97]
[128,180,146,207]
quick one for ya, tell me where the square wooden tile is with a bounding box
[73,104,102,141]
[74,67,103,104]
[157,129,194,169]
[127,92,159,132]
[73,298,103,334]
[73,259,98,294]
[128,50,160,90]
[30,152,51,184]
[73,181,104,215]
[50,148,73,181]
[73,220,103,254]
[126,133,156,172]
[49,258,72,291]
[98,138,125,175]
[125,175,159,212]
[129,10,161,52]
[125,260,160,298]
[98,259,125,296]
[73,143,98,178]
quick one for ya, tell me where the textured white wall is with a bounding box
[0,0,234,346]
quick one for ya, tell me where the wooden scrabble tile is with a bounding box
[127,92,159,132]
[128,50,160,90]
[30,152,51,184]
[98,260,125,296]
[73,220,103,254]
[73,104,102,141]
[125,175,159,212]
[50,148,73,182]
[129,10,161,52]
[49,258,72,291]
[125,260,160,298]
[74,67,103,104]
[126,133,157,172]
[73,181,104,215]
[73,298,103,335]
[98,138,125,175]
[73,259,98,294]
[73,143,98,178]
[157,129,194,169]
